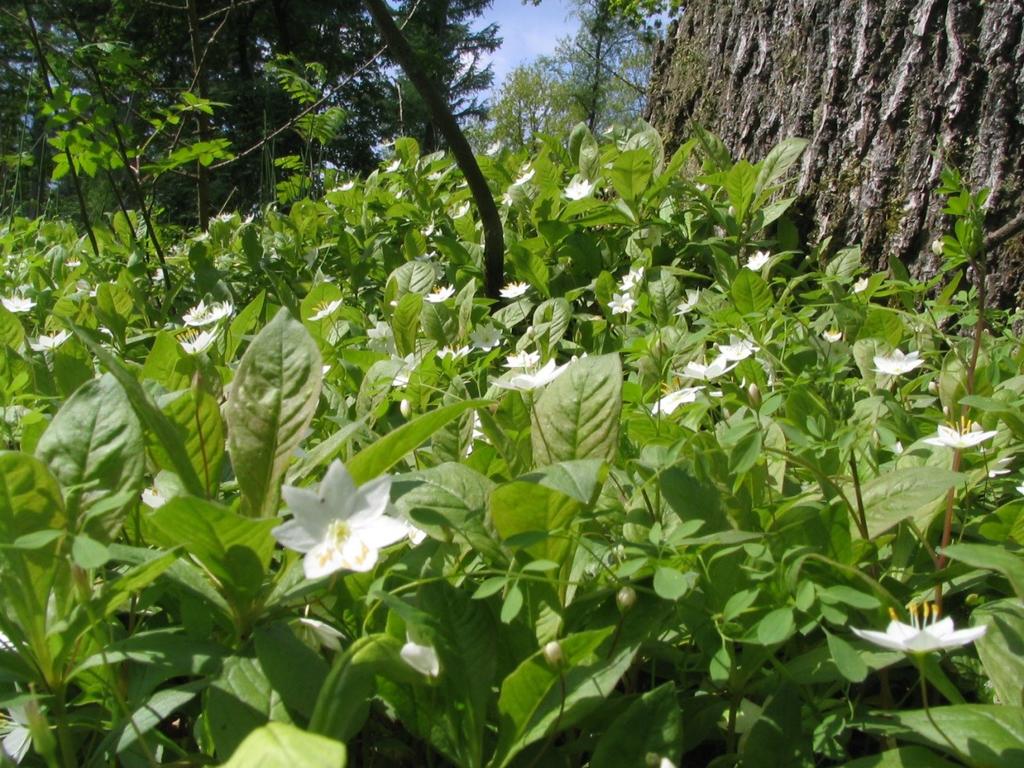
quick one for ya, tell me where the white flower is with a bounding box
[505,350,540,370]
[367,320,396,354]
[391,353,421,387]
[384,159,401,173]
[853,277,870,293]
[987,457,1012,478]
[29,331,70,352]
[0,631,13,652]
[653,386,704,415]
[619,267,645,291]
[1017,483,1024,496]
[500,281,530,300]
[400,635,440,678]
[745,251,770,270]
[140,488,167,509]
[470,324,501,351]
[717,335,759,362]
[177,328,218,355]
[183,300,233,327]
[674,289,700,316]
[1,295,34,313]
[309,299,344,322]
[852,603,986,655]
[564,177,594,200]
[485,141,502,156]
[297,617,345,651]
[64,256,81,268]
[873,349,924,376]
[2,705,31,763]
[426,285,455,303]
[822,329,843,343]
[423,223,437,237]
[272,460,409,578]
[923,422,998,450]
[452,202,470,218]
[436,344,470,361]
[494,359,568,392]
[335,180,356,192]
[609,292,636,315]
[892,441,904,455]
[512,166,535,186]
[681,356,737,381]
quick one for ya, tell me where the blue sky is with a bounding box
[477,0,579,89]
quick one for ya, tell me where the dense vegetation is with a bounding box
[1,118,1023,767]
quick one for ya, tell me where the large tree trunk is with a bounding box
[646,0,1024,306]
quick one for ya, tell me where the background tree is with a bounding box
[487,57,575,151]
[395,0,501,151]
[646,0,1024,305]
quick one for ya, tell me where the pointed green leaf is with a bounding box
[225,308,322,517]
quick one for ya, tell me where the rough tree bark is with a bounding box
[646,0,1024,306]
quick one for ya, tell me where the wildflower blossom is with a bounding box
[272,460,409,578]
[609,292,636,315]
[400,635,440,678]
[505,350,540,370]
[717,335,759,362]
[674,289,700,316]
[500,282,530,300]
[183,300,233,327]
[177,328,218,355]
[309,299,343,322]
[564,178,594,200]
[653,386,704,415]
[29,331,70,352]
[923,421,998,450]
[745,251,770,270]
[619,267,645,291]
[494,358,569,391]
[852,603,986,655]
[2,295,34,313]
[873,349,924,376]
[426,285,455,303]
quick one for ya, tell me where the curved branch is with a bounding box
[362,0,504,299]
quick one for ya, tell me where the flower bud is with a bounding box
[542,640,564,669]
[927,380,938,395]
[400,399,411,418]
[616,585,637,614]
[747,382,761,409]
[931,238,944,257]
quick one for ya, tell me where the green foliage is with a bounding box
[0,121,1021,768]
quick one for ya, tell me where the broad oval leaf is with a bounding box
[35,373,144,540]
[531,354,622,466]
[225,308,322,517]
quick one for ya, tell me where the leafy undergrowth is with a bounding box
[1,124,1023,767]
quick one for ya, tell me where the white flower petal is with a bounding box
[400,638,440,677]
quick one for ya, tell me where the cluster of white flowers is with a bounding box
[610,266,645,316]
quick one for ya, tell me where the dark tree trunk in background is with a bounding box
[646,0,1024,306]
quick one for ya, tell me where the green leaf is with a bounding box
[754,606,795,646]
[225,308,322,517]
[826,631,868,683]
[861,467,964,538]
[310,634,410,742]
[490,481,581,566]
[860,705,1024,766]
[941,543,1024,599]
[753,138,808,201]
[207,655,290,759]
[254,623,330,720]
[519,459,607,506]
[347,399,486,484]
[590,683,681,768]
[731,269,773,315]
[225,291,266,362]
[491,627,637,768]
[391,292,422,357]
[609,149,653,205]
[154,382,224,496]
[146,497,277,603]
[972,599,1024,707]
[531,354,621,466]
[68,323,205,497]
[220,722,346,768]
[653,567,695,601]
[35,374,144,540]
